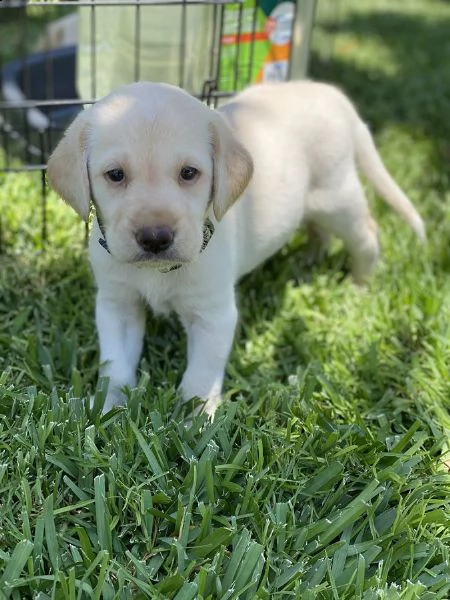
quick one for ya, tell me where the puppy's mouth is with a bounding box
[131,249,188,268]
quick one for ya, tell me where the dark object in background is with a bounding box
[1,45,81,167]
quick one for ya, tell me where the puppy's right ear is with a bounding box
[47,110,91,221]
[209,111,253,221]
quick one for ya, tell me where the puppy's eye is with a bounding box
[105,168,125,183]
[179,166,199,182]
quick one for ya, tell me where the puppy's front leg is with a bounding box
[180,301,238,418]
[96,291,146,412]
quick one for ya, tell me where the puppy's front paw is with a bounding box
[102,390,127,413]
[177,388,223,423]
[91,381,127,414]
[202,395,223,419]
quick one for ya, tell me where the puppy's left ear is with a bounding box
[209,111,253,221]
[47,110,91,221]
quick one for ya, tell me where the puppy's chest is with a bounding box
[133,269,191,317]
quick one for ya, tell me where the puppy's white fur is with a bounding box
[47,80,425,416]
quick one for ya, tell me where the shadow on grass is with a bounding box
[309,8,450,187]
[233,295,435,431]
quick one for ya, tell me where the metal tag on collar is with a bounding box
[92,204,111,254]
[88,169,111,255]
[159,262,183,274]
[97,217,110,253]
[99,236,110,253]
[201,218,215,251]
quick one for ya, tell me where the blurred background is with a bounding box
[0,0,448,251]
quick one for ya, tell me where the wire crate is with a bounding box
[0,0,317,246]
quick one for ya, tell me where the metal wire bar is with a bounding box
[90,0,97,99]
[3,0,242,6]
[0,116,11,170]
[40,161,48,244]
[21,10,31,97]
[0,166,47,172]
[134,0,141,81]
[179,0,187,87]
[246,0,258,86]
[213,2,225,106]
[23,99,33,165]
[0,99,93,110]
[209,2,219,83]
[232,0,243,90]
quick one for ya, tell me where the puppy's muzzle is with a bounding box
[135,225,174,254]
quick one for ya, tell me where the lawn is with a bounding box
[1,0,450,597]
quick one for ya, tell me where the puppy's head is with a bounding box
[47,82,253,266]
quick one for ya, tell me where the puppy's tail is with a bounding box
[354,120,426,241]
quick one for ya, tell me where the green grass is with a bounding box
[1,0,450,597]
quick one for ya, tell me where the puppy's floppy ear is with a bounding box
[209,111,253,221]
[47,110,91,221]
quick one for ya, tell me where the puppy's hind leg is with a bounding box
[344,215,379,285]
[311,178,380,285]
[304,221,332,266]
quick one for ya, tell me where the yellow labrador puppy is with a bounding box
[47,81,425,416]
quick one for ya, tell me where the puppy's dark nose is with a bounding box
[135,225,174,254]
